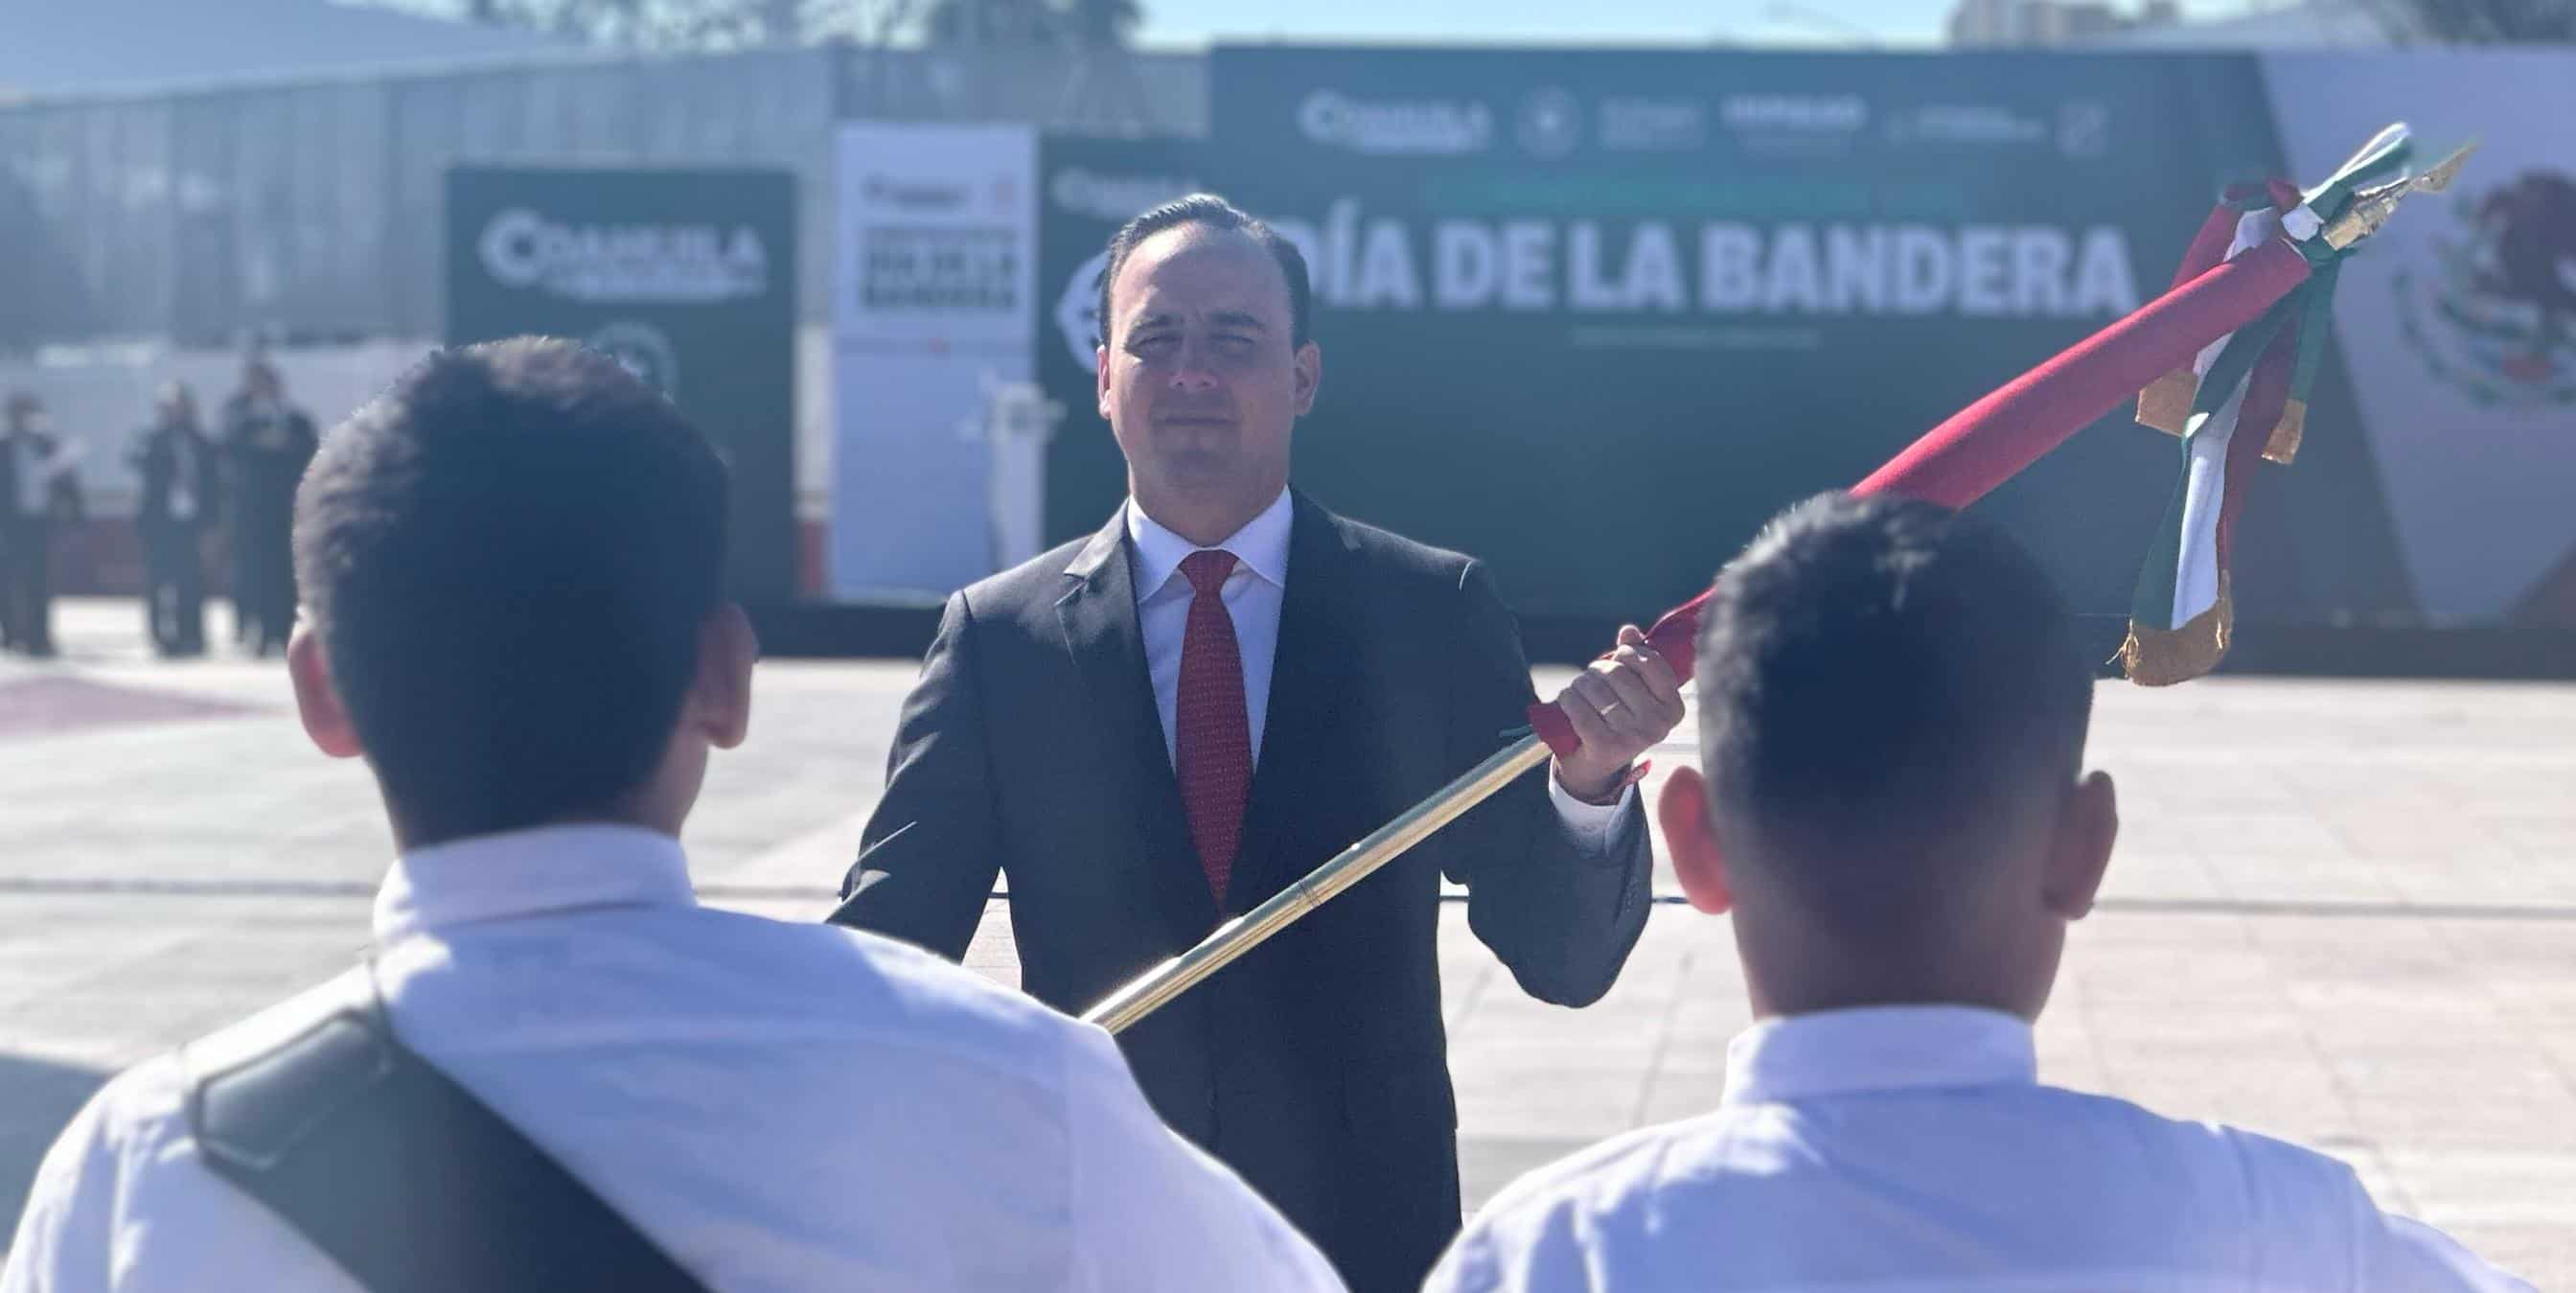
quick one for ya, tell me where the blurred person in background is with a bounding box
[1,392,82,658]
[221,358,319,657]
[130,381,220,659]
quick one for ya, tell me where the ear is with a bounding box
[1657,768,1733,915]
[286,623,363,760]
[688,602,757,751]
[2041,771,2119,921]
[1291,340,1322,416]
[1095,344,1114,422]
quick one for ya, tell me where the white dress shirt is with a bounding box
[2,824,1345,1293]
[1427,1004,2533,1293]
[1125,490,1628,832]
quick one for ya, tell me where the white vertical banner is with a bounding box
[830,123,1040,600]
[2261,51,2576,622]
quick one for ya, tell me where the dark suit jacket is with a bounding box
[131,427,221,536]
[832,493,1652,1293]
[219,399,318,540]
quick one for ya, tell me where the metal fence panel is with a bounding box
[0,46,1207,349]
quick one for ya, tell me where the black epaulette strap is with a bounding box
[182,966,713,1293]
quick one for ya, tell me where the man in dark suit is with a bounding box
[831,195,1685,1292]
[219,359,320,656]
[130,382,221,658]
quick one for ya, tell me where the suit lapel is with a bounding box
[1230,494,1369,912]
[1056,508,1221,945]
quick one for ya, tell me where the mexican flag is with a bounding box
[1525,124,2468,753]
[2123,125,2443,684]
[2122,196,2324,684]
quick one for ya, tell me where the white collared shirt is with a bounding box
[1125,490,1626,831]
[1427,1004,2532,1293]
[2,824,1345,1293]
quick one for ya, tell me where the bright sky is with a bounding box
[383,0,2257,52]
[1124,0,2261,49]
[1138,0,1960,48]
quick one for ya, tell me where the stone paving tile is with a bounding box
[0,676,265,740]
[2091,848,2226,901]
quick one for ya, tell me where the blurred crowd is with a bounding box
[0,359,316,659]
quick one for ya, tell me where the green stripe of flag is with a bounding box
[2185,297,2297,430]
[2130,456,2196,630]
[2289,259,2341,403]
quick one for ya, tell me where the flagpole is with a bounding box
[1085,733,1551,1032]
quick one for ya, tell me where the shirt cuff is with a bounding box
[1548,769,1635,844]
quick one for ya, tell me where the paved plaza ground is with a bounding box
[3,598,2571,1281]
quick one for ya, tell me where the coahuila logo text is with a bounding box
[1297,91,1494,154]
[478,208,769,303]
[1051,168,1203,220]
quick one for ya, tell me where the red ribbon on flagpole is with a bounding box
[1526,235,2315,758]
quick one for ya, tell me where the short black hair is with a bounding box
[1695,493,2093,932]
[1096,193,1313,350]
[294,337,729,843]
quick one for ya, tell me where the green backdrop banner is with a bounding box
[447,166,798,604]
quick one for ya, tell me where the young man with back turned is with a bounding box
[1426,492,2530,1293]
[3,338,1341,1293]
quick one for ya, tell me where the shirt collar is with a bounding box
[1721,1004,2037,1105]
[1125,487,1294,599]
[373,822,696,944]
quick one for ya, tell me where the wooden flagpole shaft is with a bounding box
[1082,733,1552,1034]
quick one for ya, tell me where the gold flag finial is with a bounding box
[2324,140,2480,249]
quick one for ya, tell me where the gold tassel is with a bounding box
[2136,367,2198,436]
[2118,576,2234,686]
[2263,399,2306,465]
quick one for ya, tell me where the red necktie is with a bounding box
[1175,549,1253,905]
